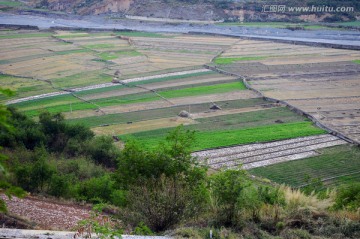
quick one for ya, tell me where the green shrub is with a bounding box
[14,153,55,193]
[209,169,251,227]
[333,183,360,211]
[110,190,127,207]
[55,157,105,181]
[86,136,120,168]
[48,174,70,198]
[77,174,115,202]
[133,222,154,236]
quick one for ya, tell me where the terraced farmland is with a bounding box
[214,40,360,144]
[1,28,359,189]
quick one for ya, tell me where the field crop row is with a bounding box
[249,144,360,188]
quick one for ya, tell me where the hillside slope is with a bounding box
[21,0,360,22]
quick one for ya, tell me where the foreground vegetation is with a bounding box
[1,96,359,238]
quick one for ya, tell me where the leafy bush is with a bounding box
[209,169,251,227]
[133,222,154,236]
[77,174,115,202]
[48,174,70,198]
[14,151,55,193]
[333,183,360,211]
[86,136,120,168]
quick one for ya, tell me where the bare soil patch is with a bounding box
[1,195,91,230]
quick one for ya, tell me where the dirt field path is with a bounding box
[1,195,91,230]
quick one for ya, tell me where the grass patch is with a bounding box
[0,33,52,39]
[352,60,360,64]
[122,121,325,151]
[214,56,267,64]
[127,71,216,86]
[0,1,22,7]
[83,43,115,49]
[98,50,141,60]
[249,144,360,188]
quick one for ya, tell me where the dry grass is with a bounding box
[282,186,335,212]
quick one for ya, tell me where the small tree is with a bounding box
[116,126,209,231]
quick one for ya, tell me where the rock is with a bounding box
[114,70,121,76]
[178,110,190,118]
[210,103,221,110]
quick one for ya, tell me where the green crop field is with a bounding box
[158,81,246,98]
[122,121,325,151]
[214,56,267,64]
[249,144,360,188]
